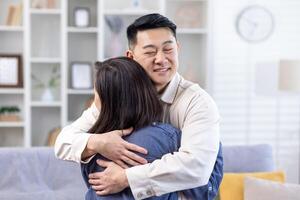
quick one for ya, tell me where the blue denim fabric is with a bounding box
[81,123,180,200]
[180,143,223,200]
[81,123,223,200]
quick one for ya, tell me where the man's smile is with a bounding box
[153,67,170,72]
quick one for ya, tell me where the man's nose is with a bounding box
[154,51,167,64]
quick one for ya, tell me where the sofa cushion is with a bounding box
[244,177,300,200]
[223,144,274,172]
[219,171,285,200]
[0,147,86,200]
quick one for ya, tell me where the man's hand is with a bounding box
[84,128,148,167]
[89,160,129,195]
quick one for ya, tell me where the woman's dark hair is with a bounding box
[89,57,162,134]
[127,13,177,49]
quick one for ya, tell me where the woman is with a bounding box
[81,57,213,200]
[81,57,180,200]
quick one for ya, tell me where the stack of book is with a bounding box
[6,3,23,26]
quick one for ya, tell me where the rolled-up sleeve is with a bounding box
[54,103,99,163]
[126,89,220,199]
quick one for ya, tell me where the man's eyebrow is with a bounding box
[162,40,174,45]
[142,44,156,49]
[142,40,174,49]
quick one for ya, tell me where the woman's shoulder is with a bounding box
[140,122,181,138]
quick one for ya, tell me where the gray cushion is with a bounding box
[223,144,274,172]
[244,176,300,200]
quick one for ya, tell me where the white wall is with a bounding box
[212,0,300,183]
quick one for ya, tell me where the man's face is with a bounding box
[127,28,179,92]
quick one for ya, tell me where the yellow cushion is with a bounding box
[219,171,285,200]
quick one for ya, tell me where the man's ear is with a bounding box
[126,50,134,59]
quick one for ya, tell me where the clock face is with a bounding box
[236,5,275,43]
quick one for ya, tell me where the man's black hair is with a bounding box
[127,13,177,49]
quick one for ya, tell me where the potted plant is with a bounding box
[31,65,60,101]
[0,106,21,121]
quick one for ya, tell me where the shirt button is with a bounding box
[137,192,143,198]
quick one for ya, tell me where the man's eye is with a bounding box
[145,52,156,56]
[164,48,173,53]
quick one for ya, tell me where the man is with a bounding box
[55,13,222,199]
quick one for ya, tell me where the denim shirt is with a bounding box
[81,123,223,200]
[81,123,180,200]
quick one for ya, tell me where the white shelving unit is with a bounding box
[31,101,62,107]
[103,9,157,16]
[30,9,61,15]
[67,27,98,33]
[0,122,25,128]
[0,89,25,94]
[0,0,212,147]
[0,0,26,147]
[177,28,208,34]
[31,57,61,63]
[68,89,94,95]
[0,26,24,31]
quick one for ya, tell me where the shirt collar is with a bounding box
[160,73,181,104]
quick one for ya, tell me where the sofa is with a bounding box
[0,147,86,200]
[0,144,275,200]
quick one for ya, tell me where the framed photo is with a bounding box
[74,7,90,27]
[71,62,93,89]
[0,55,23,88]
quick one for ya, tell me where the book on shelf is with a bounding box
[5,5,15,26]
[5,3,23,26]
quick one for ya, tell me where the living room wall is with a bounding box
[212,0,300,183]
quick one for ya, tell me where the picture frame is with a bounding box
[74,7,90,27]
[0,55,23,88]
[71,62,93,89]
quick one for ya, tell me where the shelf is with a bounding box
[0,122,24,128]
[0,89,24,94]
[31,101,61,107]
[68,89,94,95]
[31,57,61,63]
[68,27,98,33]
[177,28,208,34]
[167,0,207,2]
[30,9,61,15]
[103,9,156,15]
[0,0,209,148]
[0,26,23,32]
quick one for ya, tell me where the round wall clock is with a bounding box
[236,5,275,43]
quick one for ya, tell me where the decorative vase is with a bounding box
[41,88,54,102]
